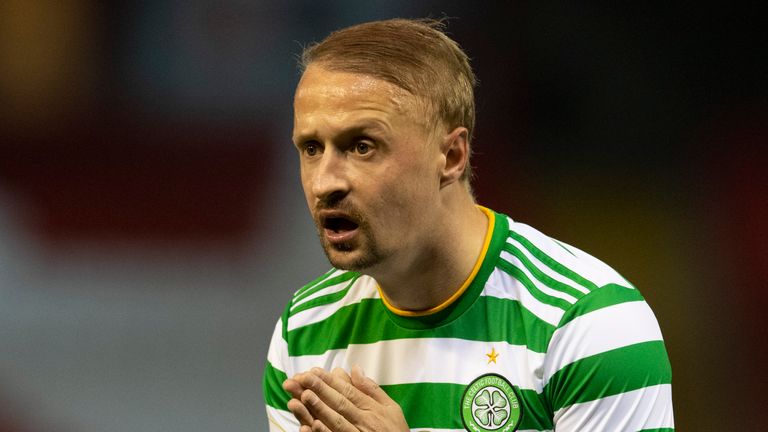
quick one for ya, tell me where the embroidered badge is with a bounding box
[460,374,522,432]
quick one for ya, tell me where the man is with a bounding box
[263,18,673,432]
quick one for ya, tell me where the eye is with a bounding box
[304,142,320,156]
[354,141,371,155]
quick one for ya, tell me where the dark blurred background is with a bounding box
[0,1,765,430]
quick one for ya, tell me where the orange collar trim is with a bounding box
[379,205,495,317]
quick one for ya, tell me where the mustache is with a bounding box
[314,199,366,225]
[314,191,346,210]
[315,193,353,212]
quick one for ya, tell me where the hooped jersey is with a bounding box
[263,206,674,431]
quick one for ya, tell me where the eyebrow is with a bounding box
[293,118,392,144]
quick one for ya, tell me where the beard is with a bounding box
[317,229,385,271]
[313,201,388,272]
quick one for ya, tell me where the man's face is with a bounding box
[292,65,444,272]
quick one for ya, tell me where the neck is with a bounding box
[372,190,490,313]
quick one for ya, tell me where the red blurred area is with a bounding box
[703,110,768,300]
[0,120,272,247]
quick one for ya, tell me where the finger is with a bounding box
[331,367,352,384]
[351,365,394,406]
[283,377,306,399]
[301,389,356,432]
[308,368,374,414]
[311,419,333,432]
[287,398,314,426]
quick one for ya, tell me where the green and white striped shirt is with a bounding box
[263,207,674,431]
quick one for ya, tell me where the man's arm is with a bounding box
[263,317,302,431]
[283,366,409,432]
[544,285,674,431]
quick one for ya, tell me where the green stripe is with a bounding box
[517,388,554,430]
[287,295,556,356]
[508,230,599,291]
[291,271,358,308]
[545,340,672,411]
[503,242,586,300]
[498,258,573,311]
[558,283,644,327]
[290,275,360,315]
[262,360,290,409]
[293,268,336,298]
[383,383,463,429]
[383,383,553,430]
[638,429,675,432]
[554,239,577,257]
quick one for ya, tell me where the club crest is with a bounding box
[460,374,522,432]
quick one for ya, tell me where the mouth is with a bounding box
[320,213,360,245]
[325,216,359,232]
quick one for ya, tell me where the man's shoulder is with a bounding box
[487,212,641,328]
[502,219,633,290]
[282,269,379,331]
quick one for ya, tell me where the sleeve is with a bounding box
[542,284,675,431]
[263,316,300,432]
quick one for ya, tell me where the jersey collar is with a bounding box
[381,206,508,330]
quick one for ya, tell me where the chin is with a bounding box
[324,246,380,272]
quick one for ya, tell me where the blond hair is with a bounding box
[299,18,477,183]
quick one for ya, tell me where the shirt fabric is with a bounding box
[263,206,674,431]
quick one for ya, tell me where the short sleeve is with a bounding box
[263,317,299,431]
[543,285,674,431]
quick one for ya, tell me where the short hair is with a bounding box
[299,18,477,184]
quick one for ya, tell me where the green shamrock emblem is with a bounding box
[461,374,521,432]
[473,388,510,429]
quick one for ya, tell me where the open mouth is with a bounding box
[324,216,359,233]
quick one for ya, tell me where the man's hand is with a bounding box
[282,366,409,432]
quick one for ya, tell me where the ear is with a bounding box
[439,126,470,188]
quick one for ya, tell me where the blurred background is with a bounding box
[0,1,765,430]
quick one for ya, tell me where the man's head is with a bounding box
[293,19,478,273]
[299,18,477,185]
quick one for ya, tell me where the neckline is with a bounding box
[380,206,509,330]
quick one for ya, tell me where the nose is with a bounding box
[309,150,349,205]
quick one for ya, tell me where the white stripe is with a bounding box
[291,275,356,312]
[294,268,339,299]
[505,236,590,295]
[266,318,288,369]
[266,405,298,432]
[483,267,565,327]
[509,221,630,288]
[543,301,663,385]
[287,276,380,332]
[500,250,579,304]
[290,338,547,392]
[563,242,633,287]
[553,384,674,431]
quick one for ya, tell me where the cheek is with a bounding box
[299,166,312,195]
[300,179,315,210]
[375,178,426,220]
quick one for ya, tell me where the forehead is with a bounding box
[293,65,421,124]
